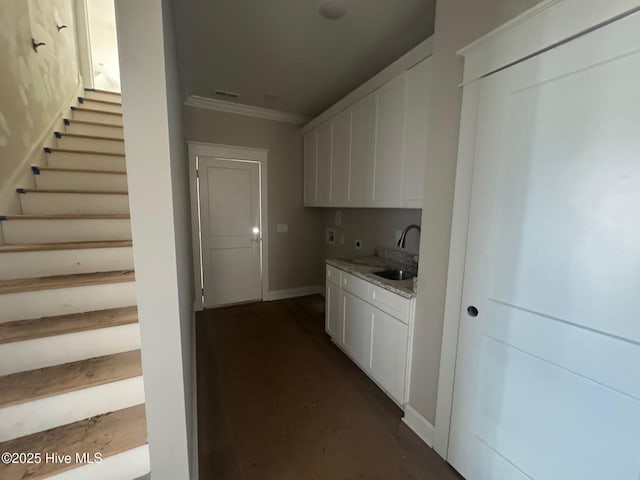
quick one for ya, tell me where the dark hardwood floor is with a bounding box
[196,295,462,480]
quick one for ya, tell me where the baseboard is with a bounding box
[0,82,83,216]
[267,285,323,301]
[402,404,435,448]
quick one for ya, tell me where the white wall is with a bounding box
[408,0,541,430]
[0,0,80,214]
[115,0,195,478]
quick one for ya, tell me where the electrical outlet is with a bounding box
[335,210,342,226]
[354,239,362,250]
[340,234,345,245]
[326,229,336,244]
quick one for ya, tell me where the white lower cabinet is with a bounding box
[325,264,414,407]
[325,279,343,341]
[370,307,408,403]
[341,290,373,371]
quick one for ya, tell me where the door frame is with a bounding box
[72,0,94,88]
[433,0,640,460]
[187,141,269,311]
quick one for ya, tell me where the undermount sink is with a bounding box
[373,269,416,281]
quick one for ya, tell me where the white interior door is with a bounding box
[199,157,262,307]
[450,12,640,480]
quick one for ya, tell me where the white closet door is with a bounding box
[199,158,262,307]
[450,11,640,480]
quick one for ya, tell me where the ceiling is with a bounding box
[173,0,436,117]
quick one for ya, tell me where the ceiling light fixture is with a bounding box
[319,0,347,20]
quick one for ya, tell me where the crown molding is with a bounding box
[184,95,309,125]
[458,0,640,84]
[300,35,434,134]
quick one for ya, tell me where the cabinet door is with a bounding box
[403,58,432,208]
[370,307,408,404]
[342,290,373,370]
[331,110,351,206]
[316,121,333,205]
[373,72,408,206]
[303,131,318,206]
[349,95,376,206]
[325,280,343,343]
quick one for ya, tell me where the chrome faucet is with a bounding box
[397,224,421,249]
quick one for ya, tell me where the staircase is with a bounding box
[0,89,150,479]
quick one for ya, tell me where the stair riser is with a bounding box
[56,136,125,155]
[83,90,122,103]
[72,109,123,126]
[0,376,144,442]
[0,247,134,280]
[0,323,140,375]
[47,151,126,172]
[65,122,124,139]
[80,100,122,114]
[47,445,150,480]
[2,219,131,244]
[19,192,130,215]
[0,281,136,323]
[35,170,128,192]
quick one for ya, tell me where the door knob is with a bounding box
[467,305,479,317]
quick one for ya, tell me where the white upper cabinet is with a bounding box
[316,121,333,205]
[302,55,432,208]
[403,58,432,208]
[349,95,376,206]
[331,110,351,205]
[303,131,317,206]
[372,72,408,207]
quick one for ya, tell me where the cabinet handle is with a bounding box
[372,291,376,300]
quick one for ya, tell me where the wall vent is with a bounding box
[214,89,240,99]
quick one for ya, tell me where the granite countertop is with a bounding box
[326,254,417,299]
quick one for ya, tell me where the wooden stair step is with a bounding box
[17,188,128,195]
[44,147,125,157]
[32,165,126,175]
[0,350,141,409]
[79,96,122,106]
[0,270,135,295]
[84,88,121,96]
[71,106,122,116]
[0,306,137,344]
[64,118,124,129]
[0,241,132,253]
[0,214,130,220]
[0,404,147,479]
[54,131,124,142]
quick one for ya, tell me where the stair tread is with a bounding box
[45,147,125,157]
[18,188,128,195]
[55,132,124,142]
[64,118,123,129]
[33,166,126,175]
[0,404,147,479]
[80,97,122,106]
[72,106,122,116]
[0,350,141,408]
[0,270,135,295]
[85,88,121,96]
[0,306,137,344]
[0,241,132,253]
[2,214,130,220]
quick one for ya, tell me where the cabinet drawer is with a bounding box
[341,271,370,300]
[370,285,410,323]
[326,264,342,285]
